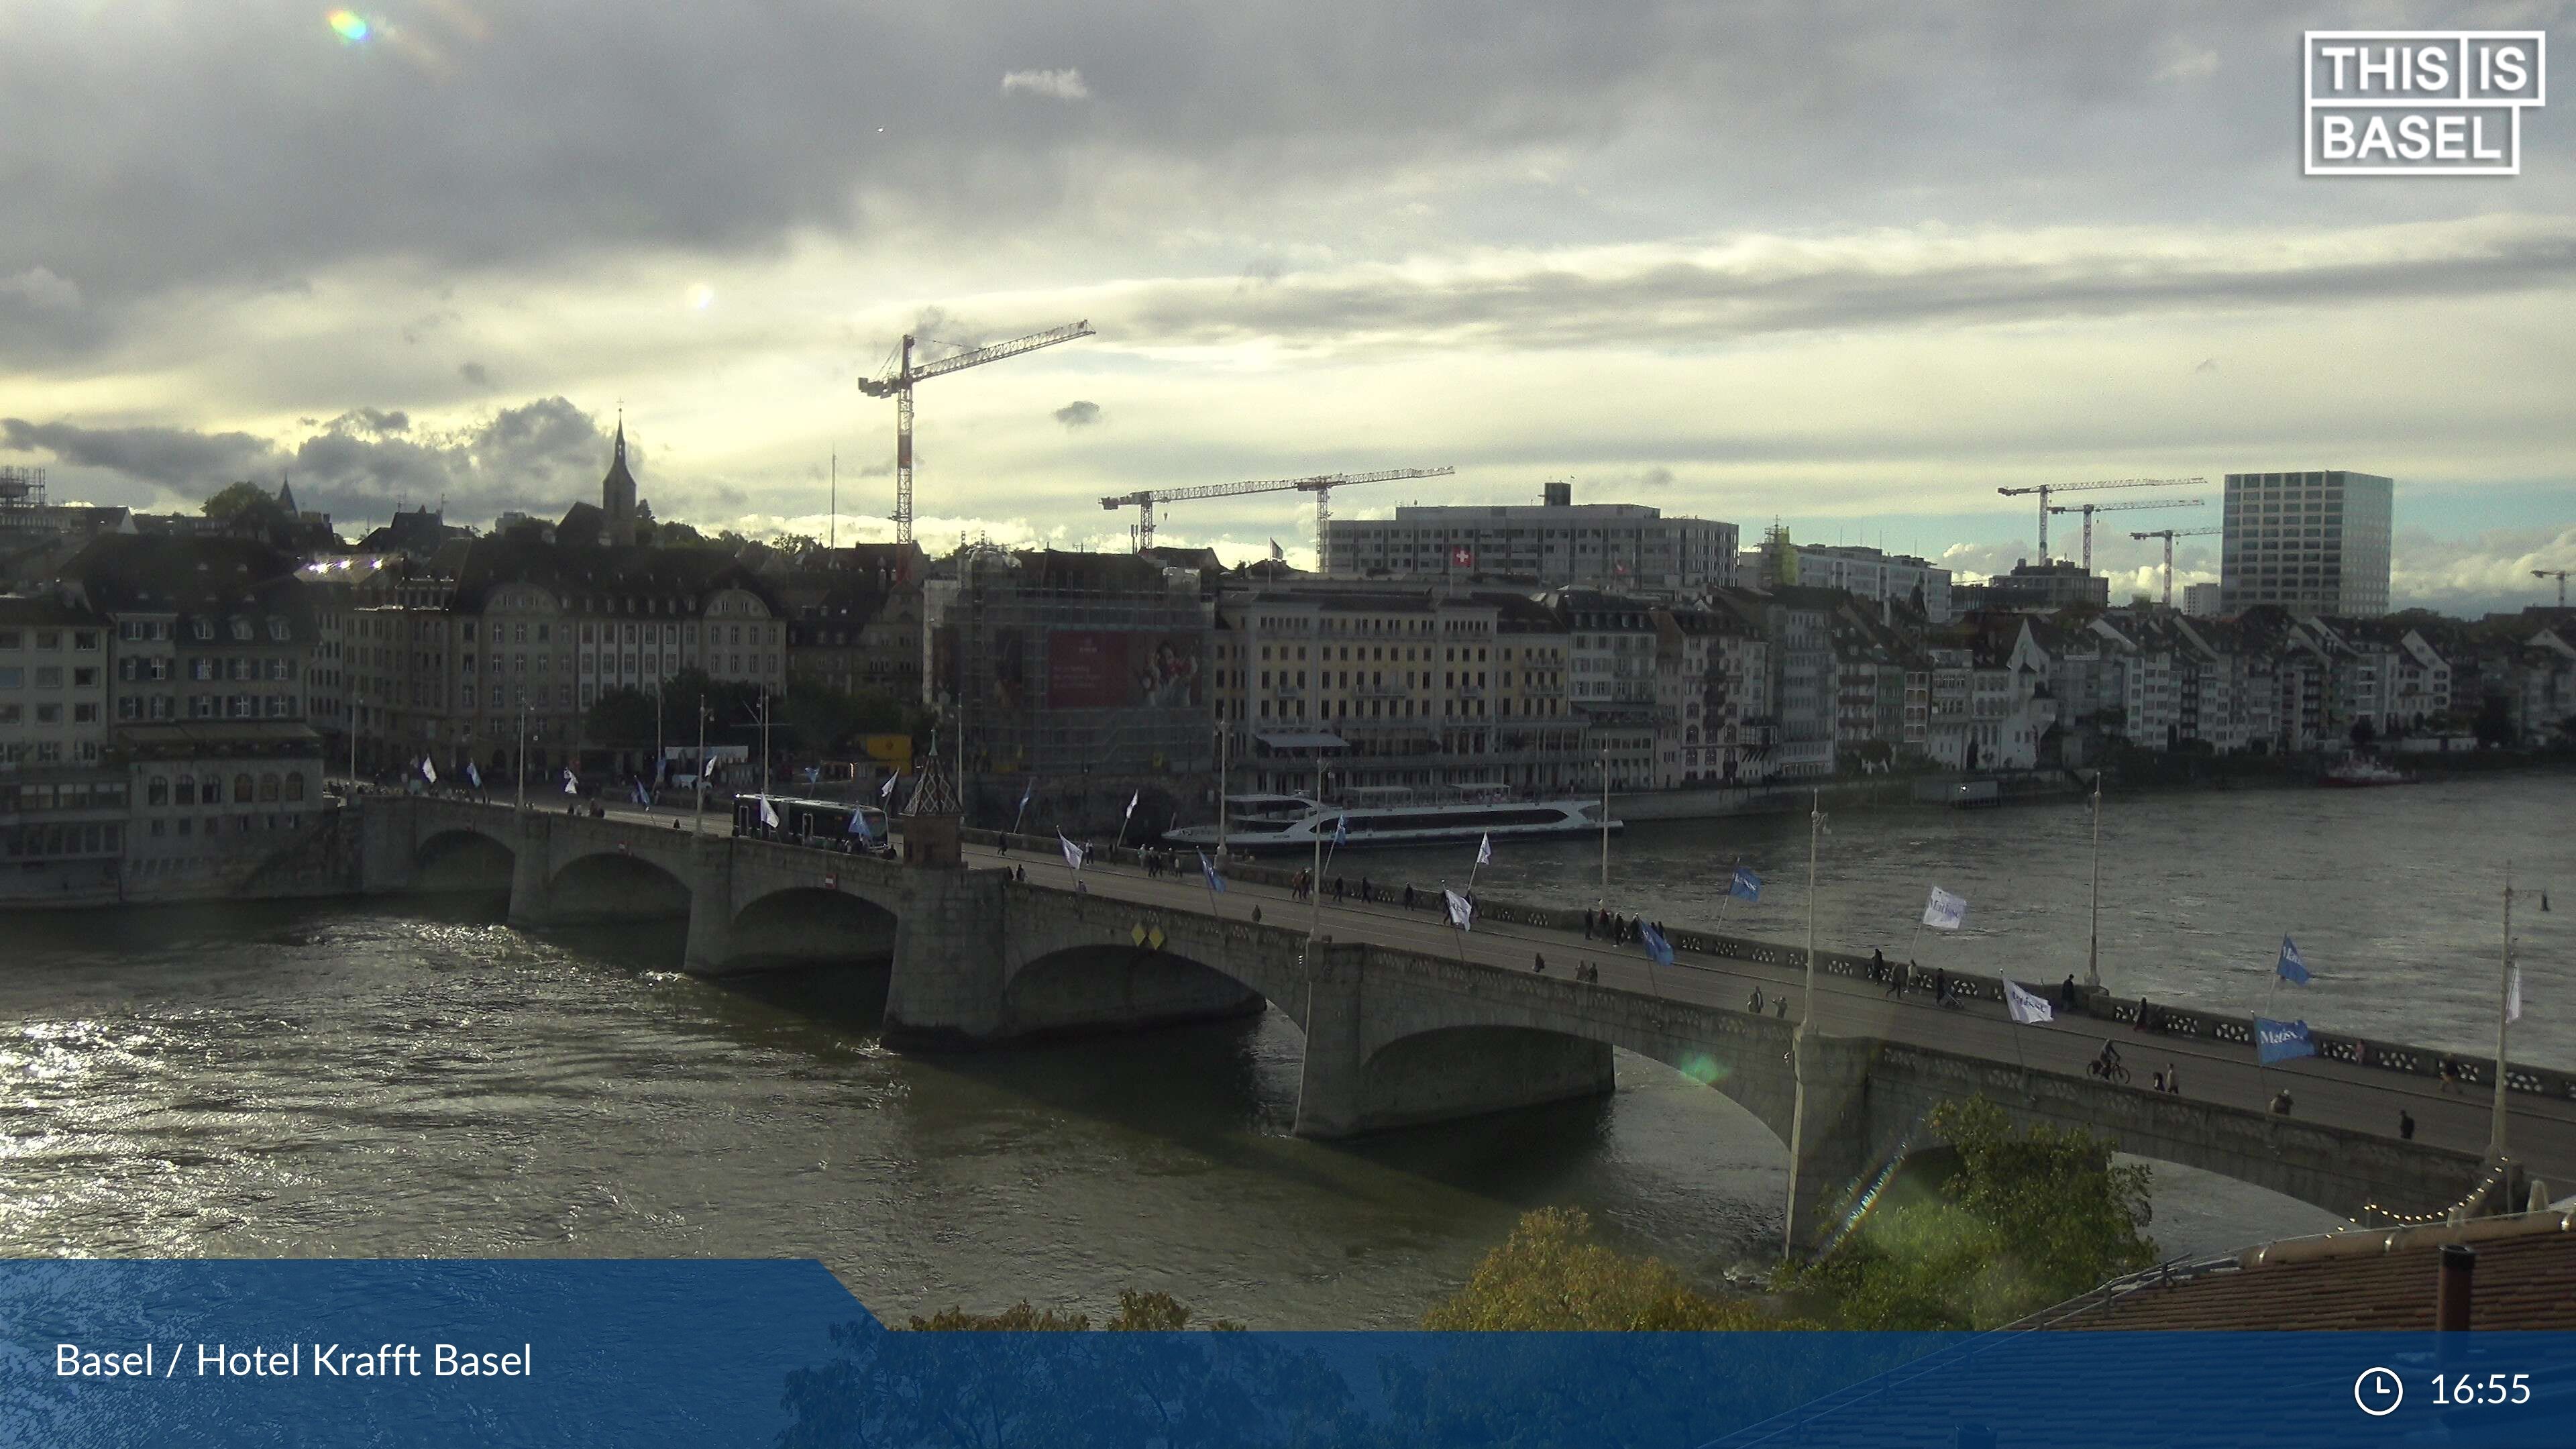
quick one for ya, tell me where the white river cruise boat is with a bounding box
[1164,785,1621,853]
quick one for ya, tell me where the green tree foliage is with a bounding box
[780,676,909,757]
[903,1290,1236,1334]
[201,480,280,521]
[584,686,659,747]
[1422,1206,1796,1331]
[1782,1097,2154,1330]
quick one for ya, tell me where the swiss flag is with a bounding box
[1450,545,1474,568]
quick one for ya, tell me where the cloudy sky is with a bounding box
[3,1,2571,612]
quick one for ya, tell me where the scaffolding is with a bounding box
[0,466,46,511]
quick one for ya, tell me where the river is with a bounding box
[0,773,2564,1327]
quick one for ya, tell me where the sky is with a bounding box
[1,1,2571,614]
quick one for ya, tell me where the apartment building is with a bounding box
[1324,483,1737,596]
[2218,470,2394,618]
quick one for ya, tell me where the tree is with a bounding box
[584,686,659,747]
[201,480,279,521]
[781,676,908,757]
[2349,716,2377,750]
[1781,1097,2153,1330]
[656,521,706,548]
[1422,1206,1793,1330]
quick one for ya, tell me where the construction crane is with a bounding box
[2538,570,2572,606]
[1101,467,1454,561]
[859,319,1093,545]
[1998,478,2206,561]
[2047,496,2204,574]
[2129,526,2221,607]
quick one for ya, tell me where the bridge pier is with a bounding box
[881,869,1013,1046]
[682,836,739,974]
[504,813,557,927]
[356,795,417,894]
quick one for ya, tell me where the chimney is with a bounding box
[2435,1243,2475,1332]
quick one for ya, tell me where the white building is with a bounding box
[2218,470,2393,617]
[2182,582,2221,618]
[1324,482,1737,596]
[1742,543,1955,623]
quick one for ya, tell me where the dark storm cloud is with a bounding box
[9,1,2538,319]
[1103,220,2576,352]
[4,398,619,526]
[1053,399,1103,428]
[1,417,280,486]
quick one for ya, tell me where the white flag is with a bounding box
[1923,886,1968,932]
[1444,888,1474,932]
[2510,965,2523,1023]
[561,769,577,795]
[880,773,898,800]
[1124,790,1138,821]
[2002,976,2053,1025]
[421,757,437,784]
[1476,833,1492,867]
[759,796,780,829]
[1060,834,1085,871]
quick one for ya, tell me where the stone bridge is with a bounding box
[357,796,2528,1247]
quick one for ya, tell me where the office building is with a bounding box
[1743,542,1955,622]
[1965,559,2108,611]
[2183,582,2221,618]
[2218,470,2392,618]
[1322,482,1737,596]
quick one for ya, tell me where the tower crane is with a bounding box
[2046,496,2204,574]
[2129,526,2221,607]
[859,319,1093,545]
[1998,478,2206,561]
[1101,467,1455,561]
[2536,569,2571,607]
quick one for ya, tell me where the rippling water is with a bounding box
[0,773,2561,1326]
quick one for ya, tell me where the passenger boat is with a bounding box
[2320,755,2412,788]
[1163,784,1619,852]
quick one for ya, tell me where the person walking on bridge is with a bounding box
[2060,974,2079,1011]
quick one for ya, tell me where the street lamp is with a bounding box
[2086,771,2104,991]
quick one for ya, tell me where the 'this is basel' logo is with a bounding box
[2306,32,2546,175]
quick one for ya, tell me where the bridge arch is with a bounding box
[1001,943,1269,1040]
[414,826,516,890]
[728,886,902,967]
[546,849,693,923]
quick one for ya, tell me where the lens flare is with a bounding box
[327,9,370,42]
[684,284,715,311]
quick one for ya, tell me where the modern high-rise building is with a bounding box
[1322,482,1736,596]
[2218,471,2392,618]
[2182,582,2221,618]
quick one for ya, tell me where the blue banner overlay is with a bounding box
[5,1260,2575,1446]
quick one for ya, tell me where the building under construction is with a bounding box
[928,547,1216,826]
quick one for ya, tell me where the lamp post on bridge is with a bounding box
[1784,787,1823,1262]
[2086,770,2104,991]
[515,703,529,814]
[2491,863,2517,1165]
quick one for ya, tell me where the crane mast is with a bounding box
[2536,569,2571,607]
[859,319,1093,544]
[2045,496,2204,573]
[2129,526,2220,606]
[1101,467,1454,559]
[1998,478,2205,561]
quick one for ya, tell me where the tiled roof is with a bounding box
[2049,1212,2576,1330]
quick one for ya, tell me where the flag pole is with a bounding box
[2491,862,2516,1164]
[2086,771,2105,991]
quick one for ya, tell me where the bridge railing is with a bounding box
[953,824,2576,1106]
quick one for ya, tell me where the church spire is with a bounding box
[601,406,638,547]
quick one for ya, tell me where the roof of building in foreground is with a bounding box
[2035,1205,2576,1331]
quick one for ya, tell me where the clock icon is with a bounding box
[2355,1366,2405,1417]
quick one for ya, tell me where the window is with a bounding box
[148,777,168,806]
[35,704,60,724]
[229,619,252,641]
[233,774,254,804]
[284,773,305,803]
[266,619,289,642]
[0,667,17,688]
[260,773,280,802]
[193,619,213,641]
[73,703,97,723]
[35,667,61,688]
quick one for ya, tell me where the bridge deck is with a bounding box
[967,839,2576,1208]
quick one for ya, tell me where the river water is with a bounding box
[0,773,2565,1328]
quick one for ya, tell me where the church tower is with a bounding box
[602,414,637,546]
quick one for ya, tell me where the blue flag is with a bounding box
[1640,920,1674,968]
[2255,1016,2316,1065]
[1730,865,1762,902]
[2275,935,2311,985]
[466,761,481,790]
[1332,816,1349,847]
[1018,779,1033,811]
[846,805,871,840]
[1197,850,1227,894]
